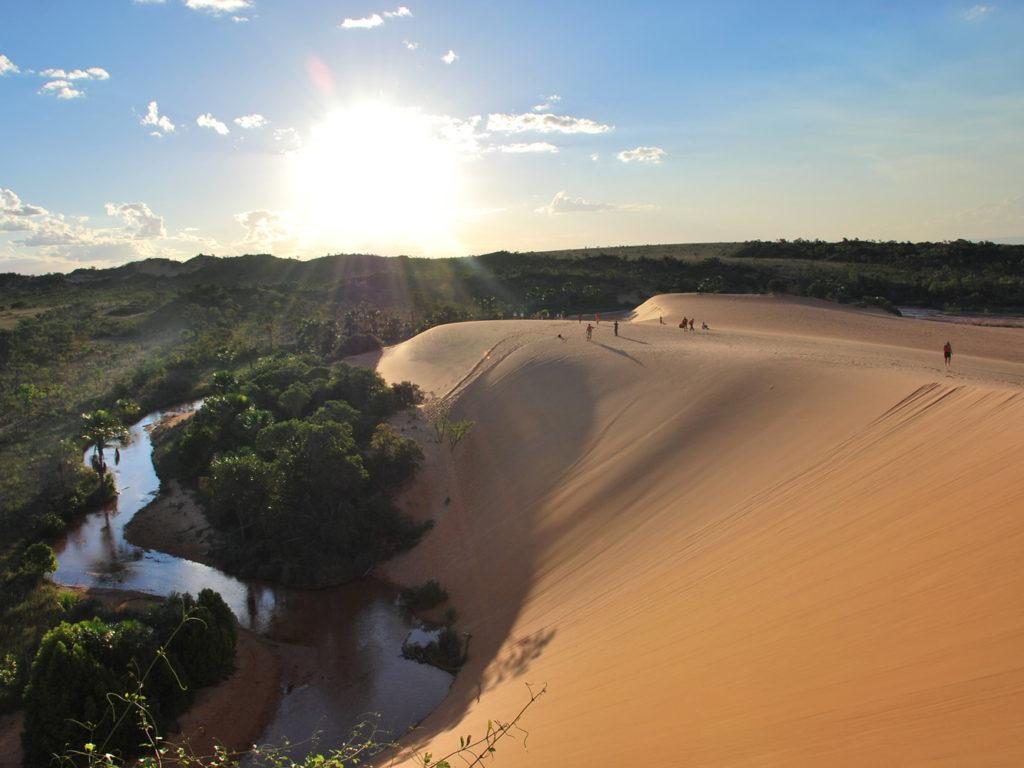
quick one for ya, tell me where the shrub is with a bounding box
[22,618,156,764]
[399,580,449,611]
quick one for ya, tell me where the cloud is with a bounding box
[196,113,230,135]
[0,187,215,270]
[232,15,250,22]
[39,80,84,100]
[536,191,616,215]
[1,189,48,225]
[404,40,419,50]
[234,209,293,244]
[234,113,268,129]
[963,4,994,20]
[0,54,20,76]
[442,49,459,64]
[341,14,384,29]
[341,6,411,28]
[590,153,600,161]
[141,101,175,133]
[272,127,303,152]
[40,67,109,81]
[184,0,252,13]
[36,66,109,98]
[617,145,667,164]
[532,94,561,112]
[104,202,167,239]
[495,142,559,154]
[487,112,612,134]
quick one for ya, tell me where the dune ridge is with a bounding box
[375,295,1024,767]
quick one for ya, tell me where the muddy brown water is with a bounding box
[52,401,452,755]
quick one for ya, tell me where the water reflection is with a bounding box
[51,401,452,749]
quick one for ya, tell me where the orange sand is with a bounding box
[373,294,1024,767]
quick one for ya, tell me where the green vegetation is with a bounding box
[158,356,428,585]
[22,589,236,766]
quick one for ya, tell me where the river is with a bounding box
[52,401,452,756]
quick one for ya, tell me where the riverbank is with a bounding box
[124,479,222,568]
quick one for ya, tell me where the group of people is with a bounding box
[582,319,620,341]
[678,316,709,331]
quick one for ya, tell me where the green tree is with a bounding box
[80,409,128,474]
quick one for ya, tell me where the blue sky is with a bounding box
[1,0,1022,273]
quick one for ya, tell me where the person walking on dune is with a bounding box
[680,316,688,329]
[613,320,619,337]
[689,318,695,331]
[586,323,593,341]
[944,341,952,368]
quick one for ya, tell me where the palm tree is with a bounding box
[80,409,128,474]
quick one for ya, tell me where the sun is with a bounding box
[289,102,464,256]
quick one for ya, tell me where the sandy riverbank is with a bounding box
[124,479,222,568]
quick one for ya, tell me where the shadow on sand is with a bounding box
[595,342,644,366]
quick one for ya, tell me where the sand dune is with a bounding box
[376,295,1024,767]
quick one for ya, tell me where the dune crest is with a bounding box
[377,295,1024,766]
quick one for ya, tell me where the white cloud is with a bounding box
[196,112,230,135]
[487,112,612,135]
[232,15,250,22]
[442,49,459,64]
[36,66,109,98]
[341,13,384,29]
[495,142,559,154]
[536,191,616,215]
[404,40,419,50]
[104,202,167,239]
[341,6,411,28]
[141,101,175,133]
[0,187,229,270]
[234,209,293,245]
[272,127,303,152]
[1,189,48,222]
[39,80,84,100]
[0,54,20,76]
[617,145,667,164]
[184,0,252,13]
[234,113,268,129]
[590,153,600,161]
[532,94,561,112]
[40,67,109,81]
[963,4,994,20]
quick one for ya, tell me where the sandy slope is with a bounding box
[373,295,1024,767]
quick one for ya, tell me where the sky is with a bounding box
[1,0,1022,274]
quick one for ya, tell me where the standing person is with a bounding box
[659,315,665,325]
[689,318,695,331]
[596,312,601,326]
[943,341,952,368]
[586,323,594,341]
[578,313,582,324]
[613,320,619,337]
[680,316,688,329]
